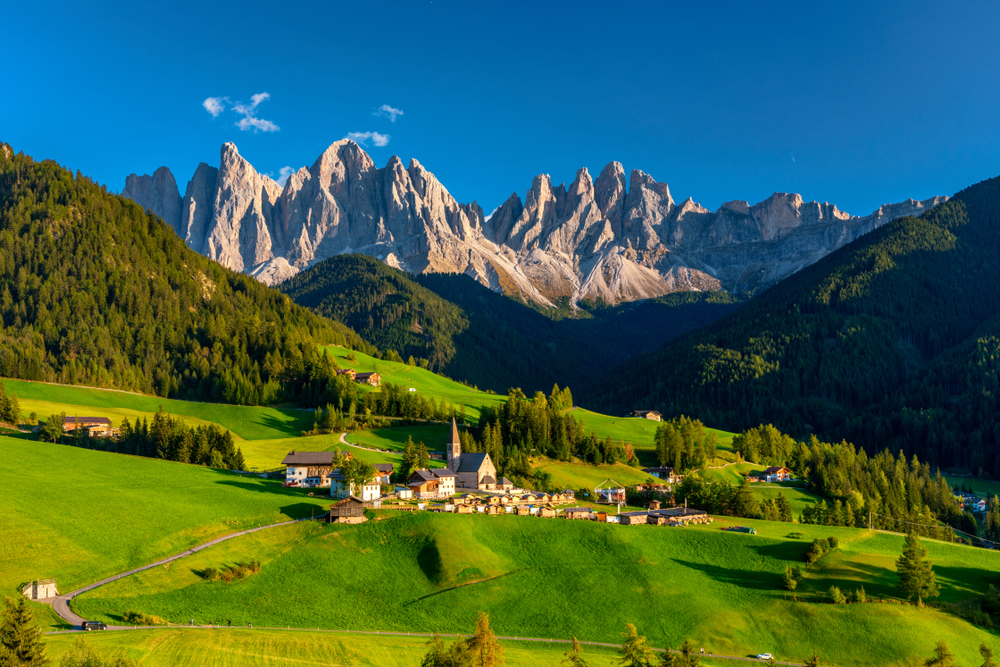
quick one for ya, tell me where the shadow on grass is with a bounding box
[671,559,782,592]
[252,410,312,438]
[750,542,810,561]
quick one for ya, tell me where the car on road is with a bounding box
[756,654,774,660]
[82,621,107,631]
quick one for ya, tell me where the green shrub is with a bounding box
[851,586,867,603]
[202,567,218,581]
[827,536,839,549]
[782,567,798,591]
[121,610,165,625]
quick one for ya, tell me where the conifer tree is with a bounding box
[462,612,503,667]
[731,479,761,519]
[0,596,48,666]
[924,641,956,667]
[562,637,589,667]
[981,643,997,667]
[897,533,939,605]
[618,624,653,667]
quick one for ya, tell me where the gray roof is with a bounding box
[457,452,492,473]
[499,477,513,486]
[374,463,394,472]
[480,475,496,485]
[282,451,336,466]
[432,468,456,478]
[650,507,707,518]
[64,417,112,425]
[449,417,461,446]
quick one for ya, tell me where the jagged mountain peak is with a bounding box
[124,141,947,303]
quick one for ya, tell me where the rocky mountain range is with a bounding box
[124,141,946,305]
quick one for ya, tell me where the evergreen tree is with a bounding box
[461,612,503,667]
[677,640,700,667]
[562,637,589,667]
[417,442,431,471]
[618,624,653,667]
[0,596,48,666]
[985,496,1000,541]
[981,643,997,667]
[924,641,956,667]
[657,648,677,666]
[731,479,761,519]
[897,533,940,605]
[400,436,418,480]
[804,653,819,667]
[39,415,63,443]
[776,493,793,522]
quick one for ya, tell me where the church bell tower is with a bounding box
[446,417,462,472]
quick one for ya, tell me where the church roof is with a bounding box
[449,417,461,446]
[457,452,492,473]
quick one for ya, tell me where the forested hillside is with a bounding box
[585,175,1000,477]
[281,254,740,394]
[0,143,371,405]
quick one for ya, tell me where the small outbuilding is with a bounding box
[327,497,366,524]
[629,410,663,421]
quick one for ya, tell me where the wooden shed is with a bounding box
[515,506,531,516]
[327,497,366,524]
[539,506,558,518]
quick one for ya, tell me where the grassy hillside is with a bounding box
[0,437,333,593]
[0,144,368,405]
[43,629,630,667]
[73,512,1000,666]
[584,176,1000,479]
[2,378,312,440]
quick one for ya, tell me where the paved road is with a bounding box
[51,518,315,628]
[45,625,805,665]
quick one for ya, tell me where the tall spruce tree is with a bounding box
[462,612,503,667]
[618,624,653,667]
[0,597,48,667]
[896,533,940,605]
[562,637,589,667]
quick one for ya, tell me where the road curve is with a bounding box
[51,517,316,628]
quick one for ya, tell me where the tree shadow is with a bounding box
[254,410,312,437]
[750,542,810,562]
[417,540,443,584]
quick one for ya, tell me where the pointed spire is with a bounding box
[450,416,461,446]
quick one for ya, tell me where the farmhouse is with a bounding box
[62,416,112,432]
[282,451,340,487]
[330,469,381,502]
[374,463,394,485]
[763,466,792,483]
[407,468,457,499]
[355,372,381,387]
[327,497,366,524]
[629,410,662,421]
[445,418,498,490]
[336,368,357,379]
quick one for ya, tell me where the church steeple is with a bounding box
[446,417,462,472]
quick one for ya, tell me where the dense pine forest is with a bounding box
[0,143,373,405]
[585,175,1000,478]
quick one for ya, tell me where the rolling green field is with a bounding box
[750,485,823,518]
[566,408,737,452]
[0,437,332,594]
[532,457,656,490]
[693,463,766,485]
[74,511,1000,666]
[1,378,312,441]
[345,424,451,454]
[321,346,506,420]
[947,475,1000,498]
[43,629,642,667]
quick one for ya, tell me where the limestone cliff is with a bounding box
[124,141,946,299]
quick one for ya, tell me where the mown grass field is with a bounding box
[947,475,1000,498]
[0,437,333,595]
[750,485,823,518]
[1,378,311,441]
[74,512,1000,666]
[566,408,737,452]
[531,456,656,490]
[320,346,506,420]
[694,463,765,485]
[42,629,640,667]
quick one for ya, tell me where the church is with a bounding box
[446,417,511,491]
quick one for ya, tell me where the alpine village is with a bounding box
[3,4,1000,667]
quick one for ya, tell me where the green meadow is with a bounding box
[532,457,656,490]
[320,346,506,420]
[74,512,1000,666]
[1,378,312,441]
[42,629,635,667]
[750,485,824,518]
[0,437,332,594]
[565,408,737,453]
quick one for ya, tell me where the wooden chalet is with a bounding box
[629,410,663,421]
[457,504,474,514]
[336,368,357,379]
[538,506,558,518]
[763,466,792,482]
[327,497,366,524]
[515,506,531,516]
[354,372,381,387]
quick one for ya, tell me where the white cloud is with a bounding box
[346,131,390,147]
[232,92,279,132]
[203,96,228,117]
[277,166,295,187]
[374,104,404,123]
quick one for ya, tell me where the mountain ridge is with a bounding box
[124,141,945,306]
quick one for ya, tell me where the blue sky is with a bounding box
[4,0,999,216]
